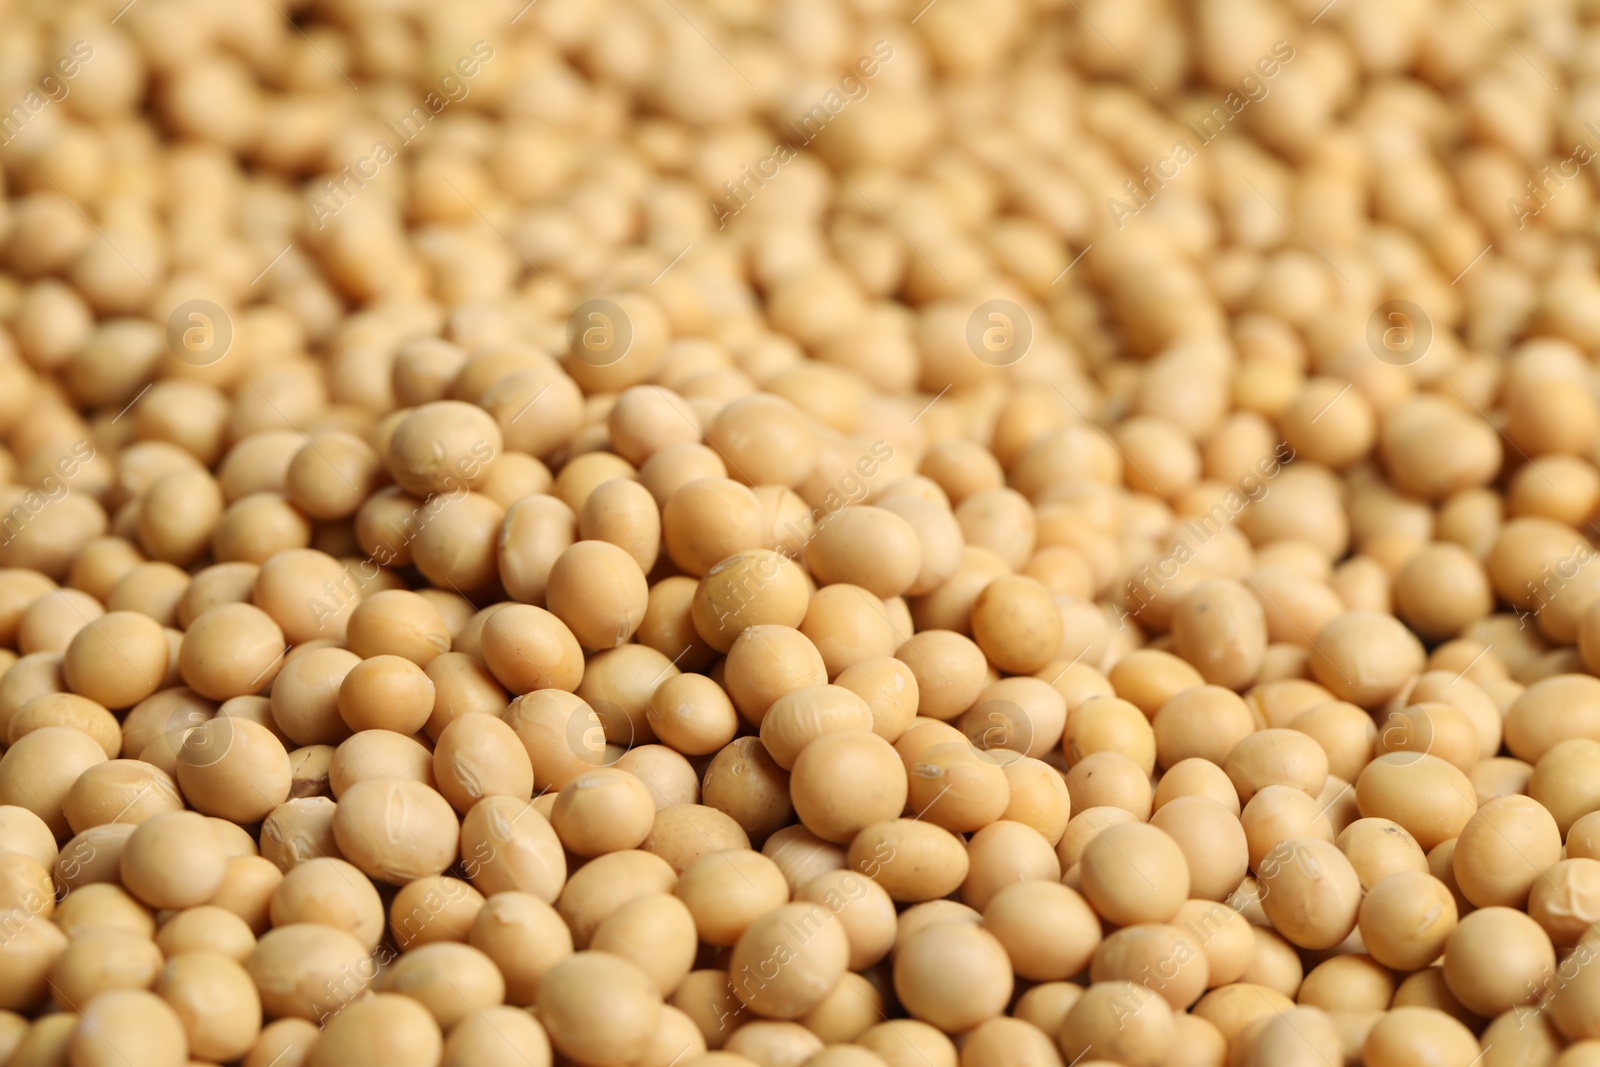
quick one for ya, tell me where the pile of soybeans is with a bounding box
[4,0,1600,1065]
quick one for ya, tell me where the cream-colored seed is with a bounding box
[0,5,1595,1059]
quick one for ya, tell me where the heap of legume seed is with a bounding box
[2,1,1600,1066]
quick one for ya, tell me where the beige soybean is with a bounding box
[47,925,164,1005]
[760,684,875,770]
[16,589,105,655]
[1058,980,1173,1067]
[1289,701,1377,784]
[480,604,585,694]
[1336,818,1429,889]
[905,742,1009,833]
[546,540,650,650]
[580,478,662,574]
[1531,738,1600,835]
[503,690,609,792]
[52,883,154,942]
[1504,674,1600,763]
[442,1006,553,1067]
[725,1022,823,1067]
[641,802,750,873]
[1172,578,1268,690]
[1355,753,1482,851]
[1239,785,1335,870]
[155,951,262,1063]
[308,992,443,1067]
[337,655,435,734]
[119,810,227,910]
[693,550,811,653]
[459,795,567,902]
[61,610,167,709]
[1442,906,1555,1017]
[1374,701,1481,772]
[805,508,923,602]
[0,804,58,870]
[538,952,663,1066]
[253,549,358,644]
[1081,822,1191,925]
[68,990,188,1067]
[1152,685,1257,770]
[0,726,109,831]
[590,893,698,996]
[1452,794,1563,909]
[1091,923,1210,1010]
[791,730,907,844]
[55,822,134,890]
[876,496,963,598]
[895,630,988,721]
[1153,758,1242,814]
[1150,796,1250,902]
[1310,611,1425,707]
[1107,650,1207,718]
[552,767,657,856]
[662,478,771,577]
[959,820,1061,910]
[469,892,574,1006]
[499,494,577,604]
[8,692,120,758]
[1064,695,1156,773]
[155,904,258,962]
[270,646,360,747]
[849,819,968,903]
[328,730,434,797]
[1256,837,1362,950]
[381,941,506,1030]
[1225,728,1329,803]
[332,776,459,884]
[638,576,718,672]
[615,744,700,810]
[558,849,678,948]
[894,922,1012,1034]
[961,676,1066,760]
[969,575,1063,675]
[761,825,851,902]
[178,603,286,701]
[389,874,485,949]
[982,879,1101,982]
[1056,806,1141,870]
[433,712,535,813]
[176,716,292,823]
[1529,858,1600,946]
[729,908,851,1023]
[424,652,508,738]
[1063,751,1154,820]
[999,756,1072,844]
[646,673,739,755]
[674,849,791,949]
[725,625,829,724]
[384,401,499,497]
[345,589,451,664]
[269,856,385,950]
[1359,870,1459,971]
